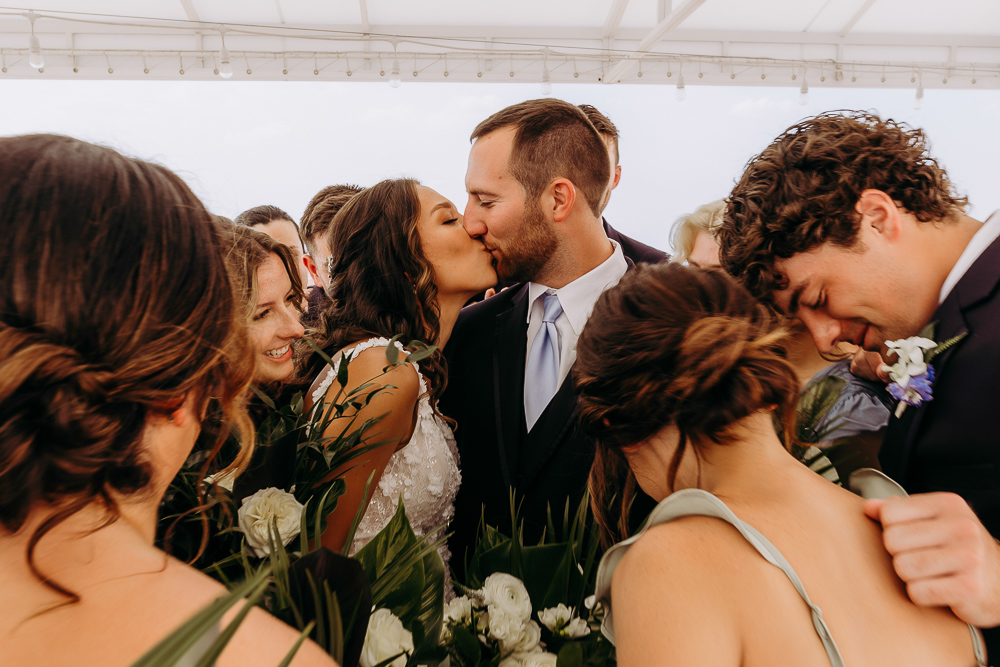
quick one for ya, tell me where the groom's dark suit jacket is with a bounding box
[879,231,1000,656]
[441,221,666,574]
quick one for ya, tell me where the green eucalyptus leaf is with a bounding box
[556,641,584,667]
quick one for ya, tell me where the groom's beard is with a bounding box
[494,201,557,284]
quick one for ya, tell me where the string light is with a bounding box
[799,71,809,105]
[914,75,924,110]
[26,11,44,69]
[676,70,686,101]
[540,48,552,95]
[218,28,233,78]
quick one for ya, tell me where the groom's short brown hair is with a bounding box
[471,98,611,217]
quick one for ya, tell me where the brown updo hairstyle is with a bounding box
[303,178,447,404]
[0,134,255,599]
[575,263,800,546]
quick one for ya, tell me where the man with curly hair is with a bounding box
[718,110,1000,652]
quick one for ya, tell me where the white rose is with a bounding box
[359,608,414,667]
[482,573,532,622]
[564,617,590,638]
[444,595,473,624]
[203,469,237,492]
[537,603,573,633]
[488,608,526,652]
[521,652,558,667]
[510,620,542,652]
[237,487,304,558]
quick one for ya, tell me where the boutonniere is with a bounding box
[884,323,966,418]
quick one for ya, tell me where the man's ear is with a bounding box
[302,255,322,286]
[856,189,903,241]
[550,178,577,223]
[611,165,622,191]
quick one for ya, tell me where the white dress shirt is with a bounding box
[938,210,1000,305]
[524,240,628,389]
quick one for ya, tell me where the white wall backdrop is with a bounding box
[10,79,1000,252]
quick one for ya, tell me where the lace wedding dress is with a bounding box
[310,337,461,593]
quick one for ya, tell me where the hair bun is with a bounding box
[0,326,147,531]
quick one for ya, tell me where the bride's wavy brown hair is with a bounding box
[0,134,256,600]
[575,263,800,547]
[301,178,447,404]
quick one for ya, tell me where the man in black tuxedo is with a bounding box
[442,99,665,573]
[718,110,1000,653]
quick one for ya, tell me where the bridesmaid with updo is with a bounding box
[576,263,985,667]
[0,135,334,666]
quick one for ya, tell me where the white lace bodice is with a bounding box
[310,338,460,588]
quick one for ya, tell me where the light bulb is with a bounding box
[914,83,924,110]
[29,34,44,69]
[541,66,552,95]
[390,58,401,88]
[675,73,686,101]
[219,47,233,78]
[799,79,809,105]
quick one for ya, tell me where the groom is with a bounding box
[717,110,1000,653]
[441,99,665,572]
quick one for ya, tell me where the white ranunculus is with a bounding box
[482,572,532,622]
[203,469,237,492]
[510,620,542,652]
[564,617,590,638]
[237,487,304,558]
[521,652,558,667]
[537,603,573,633]
[488,608,526,652]
[359,608,414,667]
[444,595,473,624]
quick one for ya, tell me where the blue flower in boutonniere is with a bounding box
[884,324,967,418]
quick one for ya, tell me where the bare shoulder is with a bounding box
[220,607,337,667]
[329,345,421,401]
[162,561,336,667]
[611,518,748,666]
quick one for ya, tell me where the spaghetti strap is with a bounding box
[595,469,988,666]
[595,489,845,666]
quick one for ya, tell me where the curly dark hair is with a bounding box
[718,110,969,302]
[575,263,800,546]
[300,178,447,405]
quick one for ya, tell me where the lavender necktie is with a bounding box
[524,293,563,431]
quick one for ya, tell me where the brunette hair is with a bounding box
[577,103,620,164]
[221,223,306,325]
[235,204,303,248]
[0,134,255,598]
[718,110,969,302]
[669,200,726,265]
[300,184,364,258]
[303,178,447,404]
[471,98,611,216]
[575,263,800,546]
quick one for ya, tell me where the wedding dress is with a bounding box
[310,338,461,588]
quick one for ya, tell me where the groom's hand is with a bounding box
[865,493,1000,627]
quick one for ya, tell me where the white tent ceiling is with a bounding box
[2,1,998,91]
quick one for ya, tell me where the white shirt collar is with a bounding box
[938,210,1000,305]
[526,240,628,334]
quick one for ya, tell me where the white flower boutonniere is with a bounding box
[884,324,966,418]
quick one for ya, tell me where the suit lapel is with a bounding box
[883,233,1000,481]
[494,286,530,489]
[518,375,578,489]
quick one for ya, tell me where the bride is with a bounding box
[300,178,496,569]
